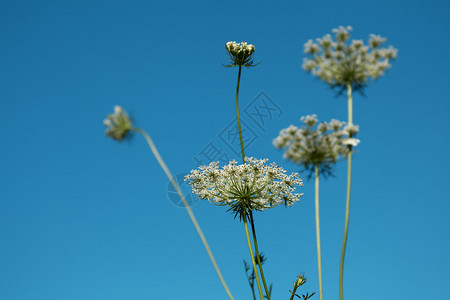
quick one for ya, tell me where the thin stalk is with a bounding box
[243,211,265,300]
[314,165,323,300]
[347,83,353,125]
[339,83,353,300]
[234,66,266,300]
[249,211,272,300]
[131,127,234,300]
[244,261,257,300]
[250,276,257,300]
[339,151,352,300]
[235,66,245,163]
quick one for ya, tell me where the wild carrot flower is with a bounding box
[225,41,257,67]
[302,26,397,91]
[185,157,303,218]
[103,105,132,142]
[273,114,359,177]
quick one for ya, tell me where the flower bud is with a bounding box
[103,106,132,142]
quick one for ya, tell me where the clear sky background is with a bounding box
[1,0,449,299]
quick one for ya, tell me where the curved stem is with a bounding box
[235,66,245,164]
[249,211,272,300]
[340,151,352,300]
[314,165,323,300]
[243,211,265,300]
[131,127,234,300]
[340,83,353,300]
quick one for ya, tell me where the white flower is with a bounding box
[185,157,303,216]
[301,114,318,127]
[343,124,359,136]
[225,41,257,67]
[114,105,123,114]
[274,115,359,177]
[342,138,360,147]
[302,26,397,88]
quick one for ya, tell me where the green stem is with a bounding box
[243,211,265,300]
[314,165,323,300]
[235,66,245,164]
[131,127,234,300]
[339,83,353,300]
[249,211,272,300]
[236,66,270,300]
[347,83,353,126]
[250,277,257,300]
[289,285,299,300]
[234,66,265,300]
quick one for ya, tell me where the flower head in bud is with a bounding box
[302,26,398,93]
[224,41,258,67]
[103,105,133,142]
[185,157,303,219]
[294,273,307,288]
[291,273,316,300]
[274,115,359,178]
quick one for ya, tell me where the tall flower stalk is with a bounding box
[314,164,323,300]
[339,83,353,300]
[302,26,397,300]
[226,41,271,300]
[103,106,234,300]
[274,114,356,300]
[186,41,305,300]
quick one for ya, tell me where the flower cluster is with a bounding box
[302,26,398,89]
[225,41,256,67]
[185,157,303,218]
[103,106,132,142]
[273,114,359,177]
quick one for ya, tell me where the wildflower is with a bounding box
[103,105,132,142]
[274,115,359,177]
[185,157,303,218]
[302,26,398,91]
[343,124,359,137]
[342,138,360,147]
[225,41,257,67]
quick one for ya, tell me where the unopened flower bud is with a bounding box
[225,41,257,67]
[295,273,307,287]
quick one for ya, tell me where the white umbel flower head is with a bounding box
[302,26,398,91]
[185,157,303,218]
[103,105,132,142]
[274,115,359,177]
[225,41,257,67]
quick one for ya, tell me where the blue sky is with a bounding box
[1,0,449,299]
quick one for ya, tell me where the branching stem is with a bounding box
[243,211,265,300]
[249,211,272,300]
